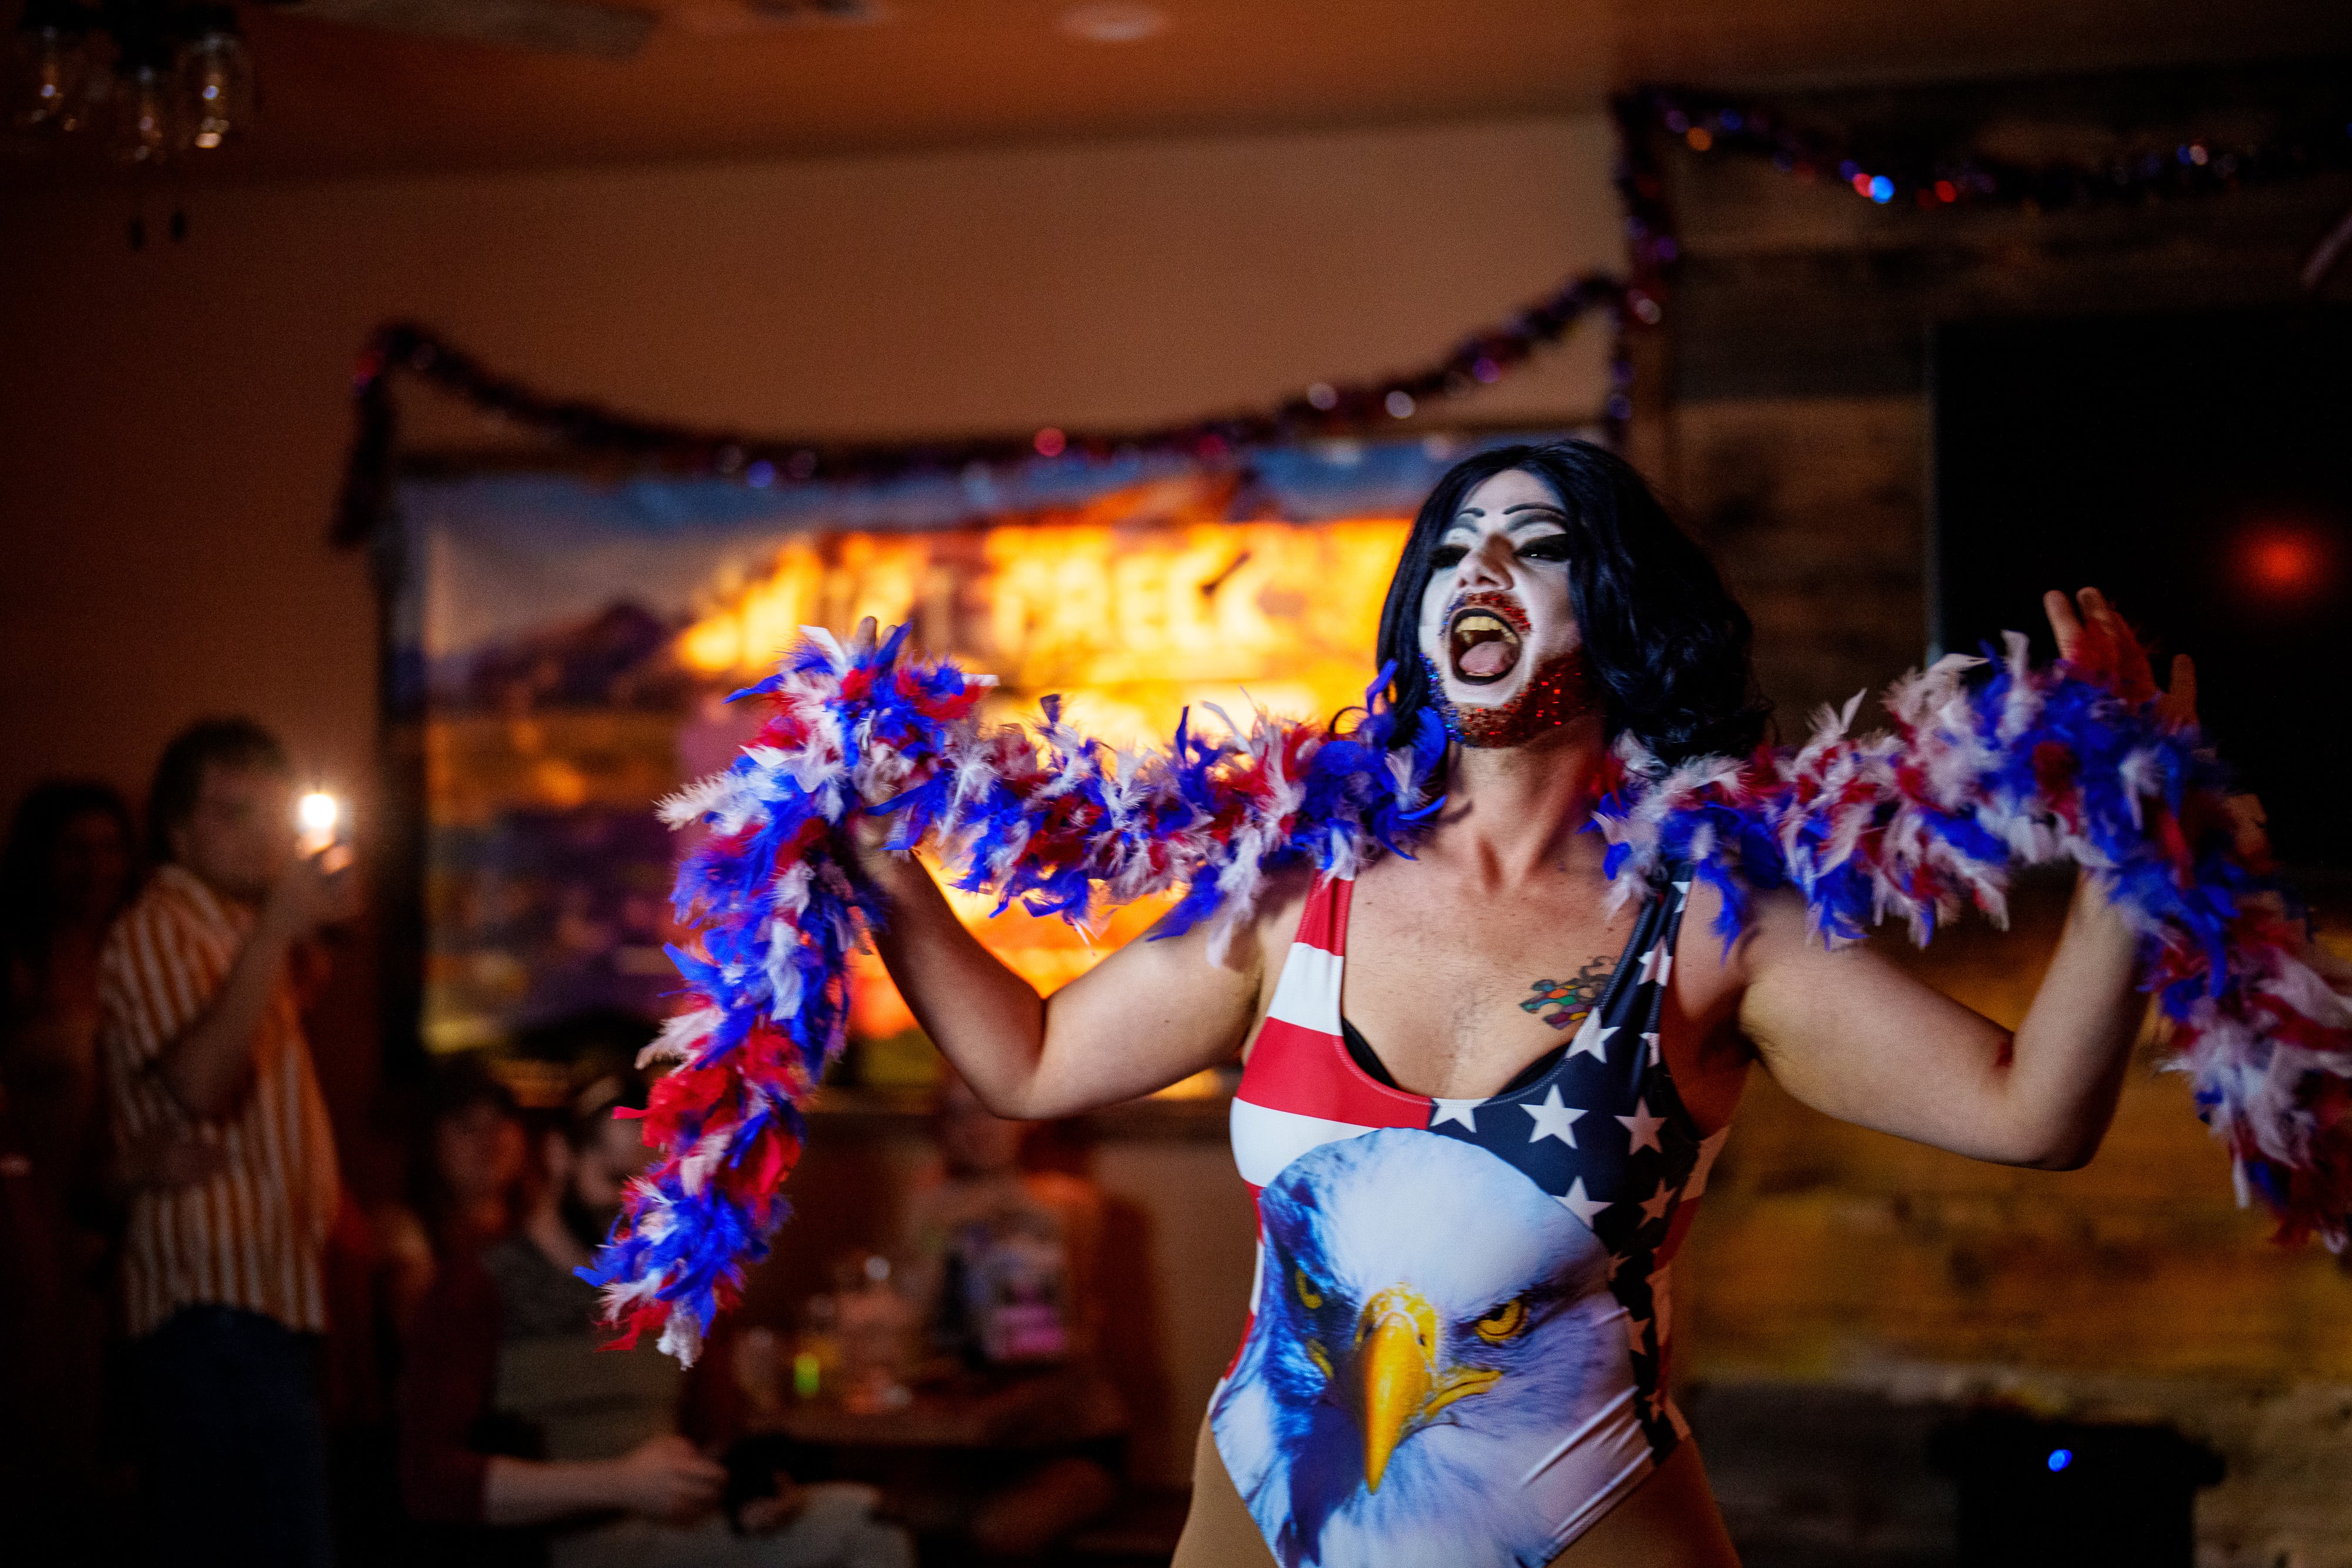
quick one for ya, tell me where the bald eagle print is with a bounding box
[1211,1131,1655,1568]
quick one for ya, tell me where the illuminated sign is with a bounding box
[676,480,1411,1053]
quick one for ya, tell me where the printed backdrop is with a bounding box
[390,434,1566,1064]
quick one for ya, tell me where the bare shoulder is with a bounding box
[1248,861,1319,952]
[1668,875,1767,1005]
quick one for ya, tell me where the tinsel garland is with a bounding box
[332,272,1631,548]
[591,618,2351,1362]
[333,80,2351,551]
[1612,81,2352,285]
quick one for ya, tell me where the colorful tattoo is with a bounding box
[1520,958,1615,1032]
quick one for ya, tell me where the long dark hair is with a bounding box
[1374,440,1768,765]
[1,779,140,971]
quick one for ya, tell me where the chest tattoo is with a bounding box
[1519,956,1616,1032]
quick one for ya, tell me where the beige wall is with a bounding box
[0,113,1621,823]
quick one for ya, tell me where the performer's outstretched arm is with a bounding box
[1729,587,2186,1171]
[848,837,1302,1121]
[1732,870,2142,1169]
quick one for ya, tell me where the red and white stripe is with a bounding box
[1231,875,1429,1195]
[99,865,340,1338]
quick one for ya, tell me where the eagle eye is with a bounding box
[1292,1268,1325,1311]
[1471,1295,1529,1344]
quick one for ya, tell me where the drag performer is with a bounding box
[831,442,2175,1567]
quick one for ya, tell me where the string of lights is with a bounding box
[1612,82,2352,284]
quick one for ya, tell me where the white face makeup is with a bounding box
[1416,469,1594,746]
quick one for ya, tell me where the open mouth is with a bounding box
[1448,599,1525,685]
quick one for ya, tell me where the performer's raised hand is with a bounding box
[2043,587,2264,857]
[2041,585,2199,727]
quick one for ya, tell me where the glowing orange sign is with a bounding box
[680,476,1412,1046]
[681,476,1411,748]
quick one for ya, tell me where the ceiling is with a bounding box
[14,0,2352,183]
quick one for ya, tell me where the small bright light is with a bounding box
[299,793,339,834]
[1033,427,1067,457]
[1868,175,1896,203]
[1056,2,1167,43]
[2047,1447,2073,1473]
[1384,390,1416,419]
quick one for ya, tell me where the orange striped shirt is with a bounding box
[98,864,340,1337]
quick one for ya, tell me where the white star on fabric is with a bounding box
[1565,1015,1615,1063]
[1642,1031,1662,1067]
[1638,1179,1674,1226]
[1673,880,1692,897]
[1523,1085,1586,1146]
[1636,944,1674,987]
[1558,1178,1610,1228]
[1616,1098,1666,1155]
[1429,1098,1481,1132]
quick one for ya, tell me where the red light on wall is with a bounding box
[2237,524,2332,600]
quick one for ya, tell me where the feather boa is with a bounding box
[589,621,2351,1361]
[582,622,1445,1362]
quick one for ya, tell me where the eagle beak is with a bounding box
[1358,1287,1436,1493]
[1354,1284,1508,1493]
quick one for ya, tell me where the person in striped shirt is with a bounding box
[99,717,356,1568]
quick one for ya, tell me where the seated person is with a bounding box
[377,1052,534,1335]
[894,1070,1129,1558]
[401,1071,911,1568]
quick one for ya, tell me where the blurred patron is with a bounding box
[894,1071,1127,1557]
[377,1053,532,1335]
[99,719,358,1567]
[0,780,141,1538]
[2,778,140,1211]
[401,1068,911,1568]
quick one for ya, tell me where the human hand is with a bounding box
[606,1433,726,1525]
[2042,586,2198,727]
[2045,587,2270,859]
[735,1471,808,1534]
[264,842,360,938]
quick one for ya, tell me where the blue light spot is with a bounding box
[1720,110,1743,131]
[2047,1448,2073,1473]
[745,460,776,489]
[1868,175,1895,203]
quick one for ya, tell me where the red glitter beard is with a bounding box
[1445,648,1601,748]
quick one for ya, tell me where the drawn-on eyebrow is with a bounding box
[1445,503,1569,536]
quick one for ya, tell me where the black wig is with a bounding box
[1374,439,1769,766]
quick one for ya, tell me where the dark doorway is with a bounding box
[1934,305,2352,870]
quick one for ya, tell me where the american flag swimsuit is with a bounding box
[1208,868,1730,1567]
